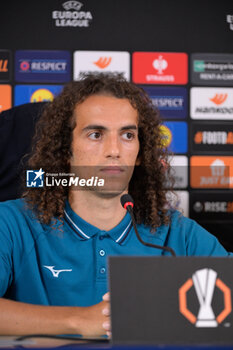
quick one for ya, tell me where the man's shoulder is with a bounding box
[0,198,31,216]
[0,198,26,213]
[137,210,186,235]
[0,198,45,236]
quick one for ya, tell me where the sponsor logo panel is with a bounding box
[190,156,233,189]
[169,156,188,188]
[0,50,11,82]
[73,51,130,81]
[52,1,93,28]
[161,122,188,154]
[191,122,233,153]
[143,87,187,119]
[226,14,233,31]
[190,191,233,221]
[166,190,189,217]
[0,85,12,112]
[15,50,71,83]
[132,52,188,85]
[190,87,233,120]
[191,53,233,86]
[14,85,63,106]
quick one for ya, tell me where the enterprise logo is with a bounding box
[191,53,233,86]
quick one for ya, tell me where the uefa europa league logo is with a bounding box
[193,269,217,327]
[179,268,232,327]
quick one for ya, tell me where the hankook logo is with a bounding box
[191,88,233,120]
[93,57,112,69]
[210,94,228,105]
[73,51,130,81]
[179,268,232,327]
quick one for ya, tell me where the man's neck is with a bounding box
[68,191,127,231]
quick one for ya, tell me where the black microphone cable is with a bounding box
[120,194,176,257]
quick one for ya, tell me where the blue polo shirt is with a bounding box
[0,198,230,307]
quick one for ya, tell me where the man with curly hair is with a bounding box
[0,73,231,337]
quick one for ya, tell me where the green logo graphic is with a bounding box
[194,60,205,72]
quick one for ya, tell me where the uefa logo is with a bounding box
[26,169,45,187]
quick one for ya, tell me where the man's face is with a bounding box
[70,94,140,196]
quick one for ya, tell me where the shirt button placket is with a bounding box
[97,234,107,280]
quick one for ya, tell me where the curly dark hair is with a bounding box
[23,73,174,229]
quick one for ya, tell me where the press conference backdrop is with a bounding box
[0,0,233,250]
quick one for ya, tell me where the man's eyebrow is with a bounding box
[121,125,138,131]
[82,125,107,131]
[82,124,138,131]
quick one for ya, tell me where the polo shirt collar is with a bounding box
[64,200,132,244]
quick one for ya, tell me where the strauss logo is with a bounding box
[152,55,168,74]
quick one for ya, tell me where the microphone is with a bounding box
[120,194,176,257]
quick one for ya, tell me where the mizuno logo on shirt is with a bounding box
[43,265,72,278]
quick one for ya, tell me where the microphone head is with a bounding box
[120,194,134,210]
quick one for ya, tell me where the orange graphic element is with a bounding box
[93,57,112,69]
[179,278,196,324]
[194,132,203,144]
[227,202,233,213]
[227,132,233,144]
[179,276,232,326]
[0,85,11,112]
[0,60,8,72]
[190,156,233,189]
[210,94,227,105]
[215,278,232,323]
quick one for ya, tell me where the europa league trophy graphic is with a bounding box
[192,268,218,327]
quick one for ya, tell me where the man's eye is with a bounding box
[88,132,101,140]
[122,132,135,140]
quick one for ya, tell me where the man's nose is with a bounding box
[105,134,120,158]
